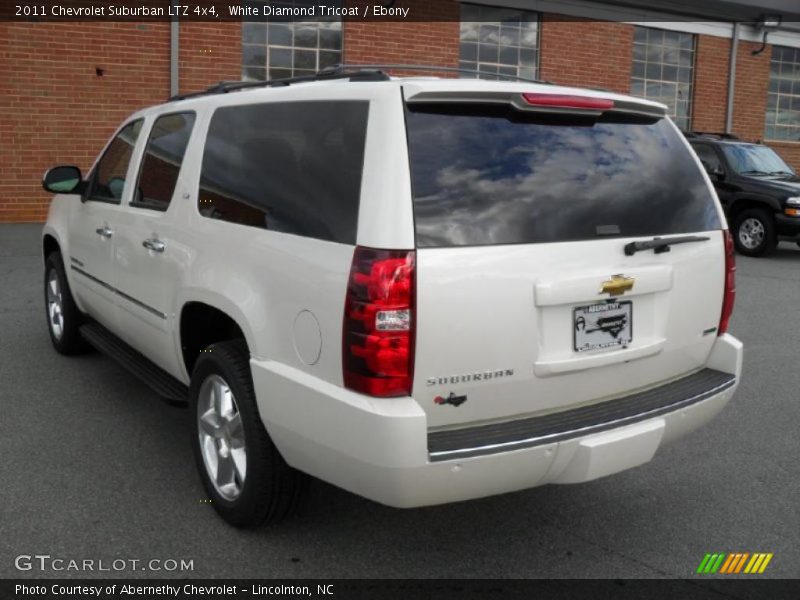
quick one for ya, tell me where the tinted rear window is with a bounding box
[406,105,721,247]
[199,101,368,244]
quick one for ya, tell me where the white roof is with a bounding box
[133,74,667,119]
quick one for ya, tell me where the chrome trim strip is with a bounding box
[70,266,168,320]
[428,377,736,462]
[71,265,114,292]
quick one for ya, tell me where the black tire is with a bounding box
[190,340,305,527]
[44,251,90,354]
[732,208,777,257]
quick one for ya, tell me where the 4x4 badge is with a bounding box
[600,274,635,296]
[434,393,468,407]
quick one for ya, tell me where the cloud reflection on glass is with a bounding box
[407,109,721,248]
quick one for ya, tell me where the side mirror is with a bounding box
[42,166,82,194]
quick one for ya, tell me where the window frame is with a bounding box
[83,118,145,205]
[458,2,541,82]
[630,25,696,131]
[765,45,800,142]
[241,12,343,82]
[129,110,197,213]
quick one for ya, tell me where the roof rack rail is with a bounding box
[169,66,390,101]
[683,131,740,140]
[168,63,553,102]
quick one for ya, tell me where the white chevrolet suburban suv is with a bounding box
[41,68,742,528]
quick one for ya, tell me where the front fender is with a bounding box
[42,195,74,259]
[730,194,781,214]
[42,195,87,312]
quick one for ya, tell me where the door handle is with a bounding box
[95,226,113,238]
[142,238,166,253]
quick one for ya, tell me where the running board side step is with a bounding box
[79,322,188,404]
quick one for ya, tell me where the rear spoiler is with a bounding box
[404,91,666,120]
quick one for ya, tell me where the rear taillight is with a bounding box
[719,230,736,335]
[343,246,415,397]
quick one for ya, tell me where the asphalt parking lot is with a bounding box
[1,223,799,580]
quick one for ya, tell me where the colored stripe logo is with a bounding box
[696,552,773,574]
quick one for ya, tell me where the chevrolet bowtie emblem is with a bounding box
[600,274,635,296]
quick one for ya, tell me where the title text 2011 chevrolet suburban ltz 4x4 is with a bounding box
[41,70,742,527]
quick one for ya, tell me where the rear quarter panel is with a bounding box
[167,83,412,386]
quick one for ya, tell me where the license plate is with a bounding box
[573,301,632,353]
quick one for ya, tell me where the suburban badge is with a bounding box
[426,369,514,386]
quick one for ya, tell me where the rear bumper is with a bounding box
[427,368,735,462]
[251,334,742,508]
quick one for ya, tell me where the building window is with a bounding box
[631,26,695,131]
[766,45,800,141]
[459,3,539,81]
[241,5,342,81]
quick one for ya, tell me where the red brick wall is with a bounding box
[0,22,171,222]
[539,15,633,94]
[0,21,242,223]
[770,141,800,171]
[730,40,772,142]
[692,34,730,133]
[179,22,241,93]
[343,1,459,73]
[687,36,800,171]
[726,42,800,170]
[2,15,799,223]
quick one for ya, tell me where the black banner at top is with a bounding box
[3,0,800,22]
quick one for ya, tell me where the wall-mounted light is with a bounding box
[752,14,782,55]
[759,15,782,30]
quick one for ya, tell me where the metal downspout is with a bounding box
[725,22,740,134]
[170,1,179,98]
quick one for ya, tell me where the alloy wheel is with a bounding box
[197,374,247,501]
[738,217,765,250]
[46,269,64,340]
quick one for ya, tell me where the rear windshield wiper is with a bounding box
[624,235,710,256]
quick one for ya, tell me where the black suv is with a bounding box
[686,132,800,257]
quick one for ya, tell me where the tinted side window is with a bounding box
[88,120,143,203]
[406,105,721,247]
[198,101,368,244]
[692,144,723,172]
[134,112,196,211]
